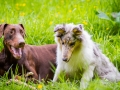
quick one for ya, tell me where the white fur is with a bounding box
[53,23,120,89]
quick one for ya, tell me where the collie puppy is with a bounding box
[53,23,120,89]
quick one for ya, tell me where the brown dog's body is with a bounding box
[18,44,57,81]
[1,44,57,81]
[0,24,57,81]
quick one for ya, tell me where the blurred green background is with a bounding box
[0,0,120,90]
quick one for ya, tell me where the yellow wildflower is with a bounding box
[82,21,88,25]
[69,10,72,13]
[49,21,53,25]
[37,84,42,89]
[68,18,70,20]
[93,6,97,9]
[16,3,19,7]
[22,3,26,7]
[58,12,60,14]
[106,27,109,30]
[87,0,90,2]
[1,19,4,23]
[20,12,25,16]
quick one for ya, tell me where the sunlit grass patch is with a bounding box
[0,0,120,90]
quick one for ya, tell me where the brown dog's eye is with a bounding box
[10,29,14,35]
[20,30,23,35]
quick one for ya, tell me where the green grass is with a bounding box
[0,0,120,90]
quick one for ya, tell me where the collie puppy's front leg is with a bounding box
[53,65,63,82]
[80,64,95,90]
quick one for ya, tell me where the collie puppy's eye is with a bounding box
[69,42,75,46]
[62,42,65,45]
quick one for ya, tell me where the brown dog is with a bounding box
[0,24,57,81]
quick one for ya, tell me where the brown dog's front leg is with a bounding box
[24,61,38,80]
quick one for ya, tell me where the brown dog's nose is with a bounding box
[19,41,25,47]
[62,58,68,62]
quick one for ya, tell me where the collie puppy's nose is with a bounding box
[62,58,68,62]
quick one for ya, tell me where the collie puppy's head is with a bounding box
[54,23,84,62]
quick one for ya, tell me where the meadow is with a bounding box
[0,0,120,90]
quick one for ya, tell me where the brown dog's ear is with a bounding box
[19,24,26,37]
[72,24,83,35]
[19,24,24,29]
[0,24,8,38]
[54,24,65,37]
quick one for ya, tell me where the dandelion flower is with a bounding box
[87,0,90,2]
[82,21,88,25]
[106,27,109,30]
[37,84,42,89]
[1,19,4,23]
[93,6,97,9]
[20,12,25,16]
[58,12,60,14]
[16,3,19,7]
[69,10,72,13]
[68,18,70,20]
[22,3,26,7]
[49,21,53,25]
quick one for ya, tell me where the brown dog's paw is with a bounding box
[25,72,34,78]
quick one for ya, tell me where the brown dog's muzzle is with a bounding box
[18,40,25,48]
[12,37,25,59]
[6,34,25,60]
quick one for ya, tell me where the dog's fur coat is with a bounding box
[53,23,120,89]
[0,24,57,81]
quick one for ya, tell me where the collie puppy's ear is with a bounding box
[54,24,65,37]
[0,24,8,38]
[72,24,83,35]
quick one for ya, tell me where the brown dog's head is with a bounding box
[0,24,25,59]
